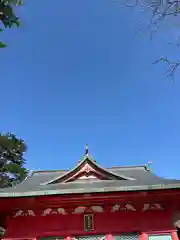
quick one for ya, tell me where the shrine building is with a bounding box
[0,146,180,240]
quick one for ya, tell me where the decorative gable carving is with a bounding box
[77,175,98,180]
[81,163,93,173]
[43,151,134,185]
[69,162,101,181]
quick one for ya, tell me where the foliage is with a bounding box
[0,0,23,48]
[0,133,28,188]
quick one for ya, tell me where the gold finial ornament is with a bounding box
[85,144,89,156]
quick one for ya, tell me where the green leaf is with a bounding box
[0,0,23,48]
[0,133,28,187]
[14,18,21,27]
[17,0,24,6]
[0,41,7,48]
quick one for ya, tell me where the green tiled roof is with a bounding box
[0,156,179,197]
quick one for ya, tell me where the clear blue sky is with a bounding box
[1,0,180,178]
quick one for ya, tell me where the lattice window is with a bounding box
[73,235,106,240]
[114,233,140,240]
[41,237,64,240]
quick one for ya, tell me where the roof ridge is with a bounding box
[31,165,147,176]
[31,169,68,175]
[107,165,146,169]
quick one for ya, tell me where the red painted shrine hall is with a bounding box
[0,147,180,240]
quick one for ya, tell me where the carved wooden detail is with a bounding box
[111,204,136,212]
[69,163,100,181]
[77,175,97,180]
[81,164,94,173]
[91,206,104,212]
[42,208,67,216]
[13,210,36,217]
[73,206,86,214]
[111,203,164,212]
[73,206,104,214]
[141,203,164,212]
[12,202,165,217]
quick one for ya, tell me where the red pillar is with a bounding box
[141,233,148,240]
[107,234,114,240]
[172,231,178,240]
[66,237,72,240]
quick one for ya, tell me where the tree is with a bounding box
[0,133,28,188]
[0,0,23,48]
[145,0,180,78]
[124,0,180,78]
